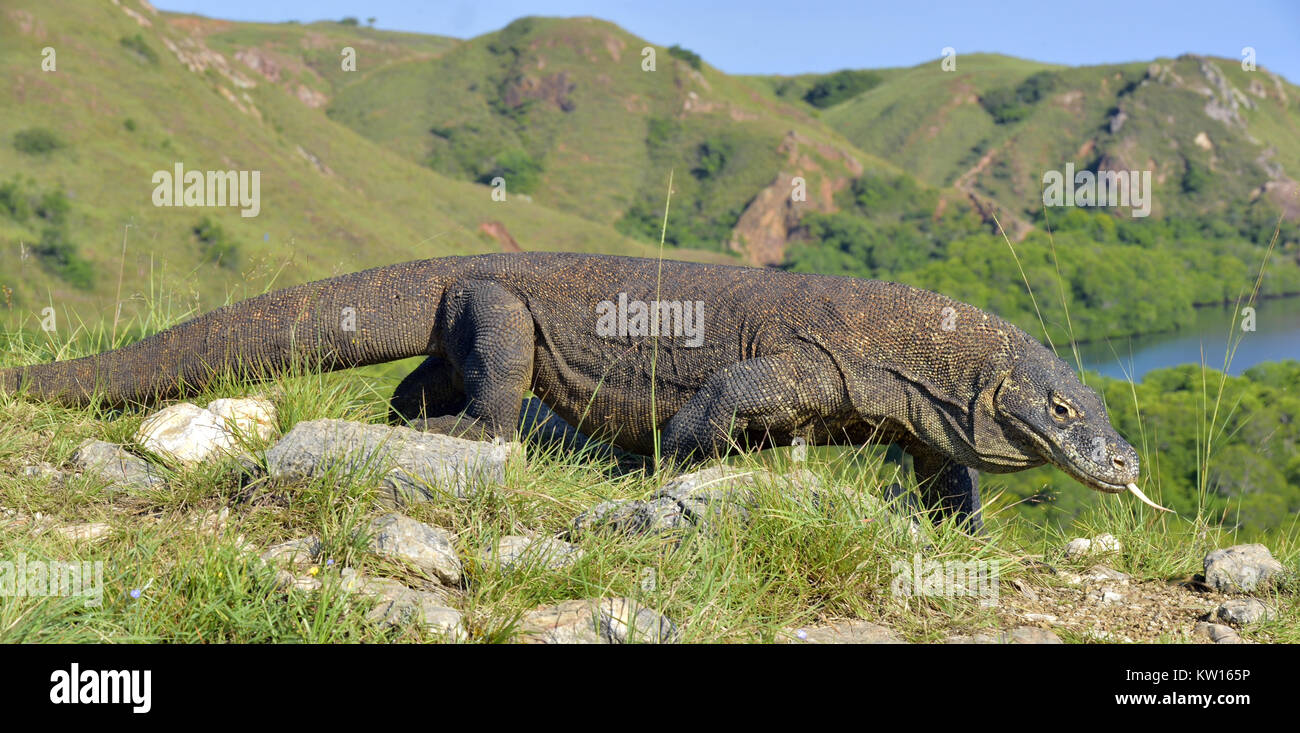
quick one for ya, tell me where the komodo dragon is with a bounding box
[0,253,1166,531]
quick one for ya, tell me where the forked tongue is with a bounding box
[1125,483,1173,513]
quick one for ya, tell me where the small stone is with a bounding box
[260,536,322,567]
[1024,613,1058,624]
[206,397,277,442]
[136,403,231,463]
[1064,533,1121,559]
[1009,578,1040,601]
[1057,571,1085,586]
[340,570,462,639]
[20,463,64,482]
[781,620,905,644]
[72,440,165,490]
[1095,589,1125,604]
[1214,598,1274,626]
[520,598,678,644]
[1204,544,1287,593]
[265,419,519,504]
[1194,621,1245,644]
[484,536,583,571]
[1063,538,1092,558]
[274,569,322,593]
[1093,534,1121,553]
[569,497,685,538]
[368,513,461,586]
[51,522,113,543]
[569,465,826,539]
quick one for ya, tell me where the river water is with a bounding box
[1074,296,1300,380]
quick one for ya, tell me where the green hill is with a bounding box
[0,1,734,328]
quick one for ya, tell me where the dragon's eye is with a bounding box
[1051,398,1074,420]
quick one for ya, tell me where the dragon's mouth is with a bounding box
[1050,456,1173,512]
[1004,415,1163,504]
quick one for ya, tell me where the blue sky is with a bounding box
[152,0,1300,82]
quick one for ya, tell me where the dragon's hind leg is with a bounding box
[389,280,534,442]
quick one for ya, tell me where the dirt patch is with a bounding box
[479,221,523,252]
[502,72,576,112]
[1001,565,1233,642]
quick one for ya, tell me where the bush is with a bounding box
[13,127,64,155]
[477,149,543,194]
[691,138,732,180]
[803,70,883,108]
[35,189,70,225]
[1182,158,1211,193]
[0,179,30,221]
[338,17,359,26]
[668,45,703,71]
[980,71,1058,124]
[193,217,242,270]
[120,34,159,64]
[646,117,679,151]
[34,227,94,289]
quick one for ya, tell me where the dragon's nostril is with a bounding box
[1112,456,1126,469]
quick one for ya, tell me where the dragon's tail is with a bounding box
[1,258,453,408]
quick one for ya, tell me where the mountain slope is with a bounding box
[0,1,731,326]
[324,16,902,262]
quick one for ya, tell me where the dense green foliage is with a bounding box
[667,45,703,71]
[12,127,65,156]
[616,119,772,251]
[803,69,884,108]
[476,148,544,194]
[193,217,242,270]
[979,71,1059,123]
[0,177,92,288]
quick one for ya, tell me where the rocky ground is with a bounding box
[1,396,1294,643]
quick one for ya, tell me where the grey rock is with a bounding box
[484,536,583,572]
[368,513,461,586]
[1203,544,1287,593]
[1194,621,1245,644]
[72,440,165,491]
[783,620,906,644]
[520,598,679,644]
[265,419,519,505]
[570,496,686,537]
[569,465,824,538]
[946,626,1063,644]
[338,569,463,638]
[1214,598,1275,626]
[273,569,323,593]
[260,536,322,567]
[20,463,65,483]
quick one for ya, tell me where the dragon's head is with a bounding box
[994,346,1155,505]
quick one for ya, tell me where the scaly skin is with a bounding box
[1,253,1140,530]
